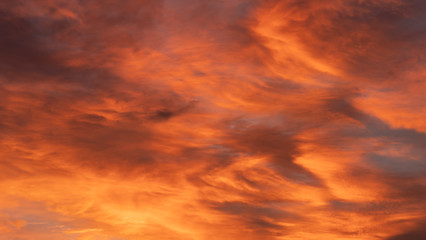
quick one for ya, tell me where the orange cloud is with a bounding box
[0,0,425,240]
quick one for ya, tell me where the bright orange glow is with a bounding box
[1,0,425,239]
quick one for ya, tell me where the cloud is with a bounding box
[0,0,425,239]
[387,221,426,240]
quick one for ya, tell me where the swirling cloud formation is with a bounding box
[0,0,425,239]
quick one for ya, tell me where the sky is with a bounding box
[0,0,425,239]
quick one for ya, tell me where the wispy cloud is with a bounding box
[0,0,425,239]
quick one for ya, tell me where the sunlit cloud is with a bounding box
[0,0,425,239]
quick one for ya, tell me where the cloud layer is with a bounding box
[0,0,425,239]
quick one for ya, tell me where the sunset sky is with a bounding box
[1,0,426,239]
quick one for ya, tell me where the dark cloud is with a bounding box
[150,100,197,121]
[322,89,364,121]
[0,11,57,77]
[295,0,426,82]
[211,201,298,236]
[214,201,298,219]
[387,221,426,240]
[225,124,322,185]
